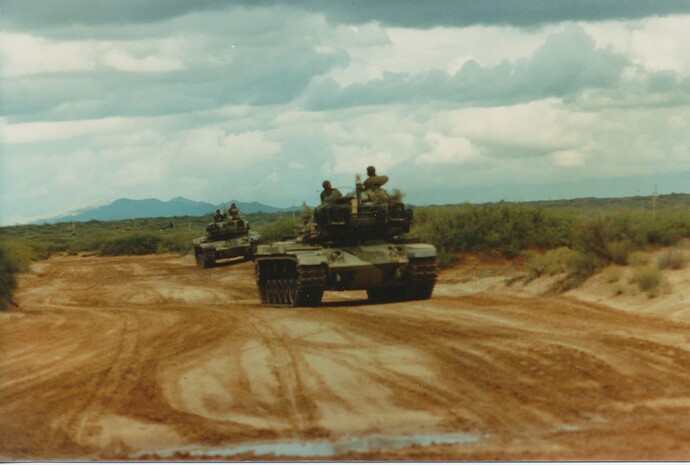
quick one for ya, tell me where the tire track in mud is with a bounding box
[311,295,690,440]
[241,312,319,434]
[71,312,141,447]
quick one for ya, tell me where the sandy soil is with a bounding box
[1,251,690,461]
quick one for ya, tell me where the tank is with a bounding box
[254,176,437,306]
[193,216,257,268]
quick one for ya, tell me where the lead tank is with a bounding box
[193,216,257,268]
[254,177,437,306]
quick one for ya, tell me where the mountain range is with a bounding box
[34,197,295,224]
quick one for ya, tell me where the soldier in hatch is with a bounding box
[228,203,240,219]
[320,180,343,204]
[213,209,224,222]
[362,165,389,202]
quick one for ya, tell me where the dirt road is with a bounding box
[1,254,690,460]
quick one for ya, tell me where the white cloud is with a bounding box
[331,144,397,176]
[326,23,555,86]
[416,132,481,165]
[101,49,183,73]
[0,32,187,77]
[0,33,96,77]
[583,15,690,75]
[111,155,170,187]
[436,99,599,153]
[0,117,131,144]
[176,128,281,168]
[551,149,587,167]
[667,115,687,129]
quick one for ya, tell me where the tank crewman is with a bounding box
[363,165,389,191]
[213,209,224,222]
[362,166,390,202]
[228,203,240,219]
[320,180,343,204]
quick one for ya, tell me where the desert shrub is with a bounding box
[628,251,650,266]
[0,240,35,272]
[526,247,580,278]
[0,249,19,309]
[602,265,623,283]
[657,248,687,270]
[633,265,662,295]
[566,251,602,282]
[606,239,633,265]
[0,242,35,310]
[574,213,648,262]
[99,233,161,256]
[413,204,575,258]
[645,211,690,246]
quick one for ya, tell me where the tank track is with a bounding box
[195,247,216,269]
[366,257,437,303]
[256,259,326,307]
[405,257,437,300]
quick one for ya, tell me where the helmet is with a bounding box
[366,165,376,176]
[322,180,331,188]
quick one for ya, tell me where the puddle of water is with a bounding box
[155,432,477,458]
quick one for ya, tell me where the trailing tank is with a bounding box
[254,176,437,306]
[193,217,257,268]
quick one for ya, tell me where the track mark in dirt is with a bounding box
[3,254,690,461]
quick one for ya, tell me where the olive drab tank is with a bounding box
[254,175,437,306]
[192,215,258,268]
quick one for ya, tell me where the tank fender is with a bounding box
[293,253,329,267]
[405,243,437,258]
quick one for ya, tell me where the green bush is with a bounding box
[99,234,161,256]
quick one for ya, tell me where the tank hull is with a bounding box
[193,235,253,268]
[254,241,437,306]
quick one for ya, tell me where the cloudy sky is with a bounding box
[1,1,689,225]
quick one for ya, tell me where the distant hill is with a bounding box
[35,197,294,224]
